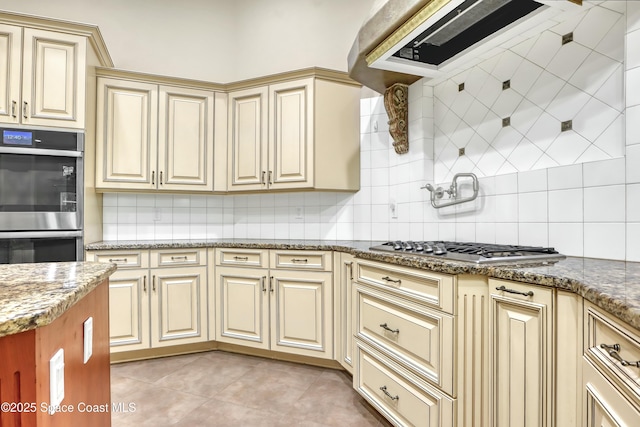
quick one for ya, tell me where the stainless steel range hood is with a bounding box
[348,0,584,92]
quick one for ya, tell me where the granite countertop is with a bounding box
[0,262,117,338]
[85,239,640,330]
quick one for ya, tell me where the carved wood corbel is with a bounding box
[383,83,409,154]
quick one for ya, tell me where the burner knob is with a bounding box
[393,241,402,250]
[424,244,433,253]
[404,241,414,251]
[434,244,447,255]
[415,243,424,251]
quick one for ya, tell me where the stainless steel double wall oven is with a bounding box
[0,127,84,263]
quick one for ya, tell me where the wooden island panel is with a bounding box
[0,279,111,427]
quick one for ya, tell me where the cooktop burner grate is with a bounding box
[369,241,565,264]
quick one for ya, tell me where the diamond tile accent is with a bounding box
[432,2,624,183]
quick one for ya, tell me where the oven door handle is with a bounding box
[0,230,82,239]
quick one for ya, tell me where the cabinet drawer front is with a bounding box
[151,248,206,267]
[217,248,267,267]
[583,358,640,426]
[90,250,148,269]
[356,260,455,314]
[585,302,640,399]
[270,250,329,270]
[355,342,454,427]
[356,284,454,395]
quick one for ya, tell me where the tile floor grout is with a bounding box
[110,350,391,426]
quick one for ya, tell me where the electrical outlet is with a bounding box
[83,317,93,364]
[49,349,65,413]
[389,202,398,219]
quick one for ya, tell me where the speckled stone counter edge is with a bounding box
[0,262,117,338]
[85,240,640,330]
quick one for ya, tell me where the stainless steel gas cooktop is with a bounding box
[370,241,566,265]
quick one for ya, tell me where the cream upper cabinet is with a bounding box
[96,78,158,189]
[227,86,268,191]
[96,74,214,192]
[227,72,360,192]
[228,80,310,191]
[490,279,554,427]
[0,25,86,129]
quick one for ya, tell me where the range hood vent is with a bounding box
[395,0,544,66]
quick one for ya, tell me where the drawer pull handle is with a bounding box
[601,344,640,367]
[234,256,249,261]
[495,285,533,297]
[381,276,401,284]
[601,343,620,352]
[170,256,188,261]
[380,323,399,334]
[109,258,127,263]
[291,258,308,263]
[379,386,399,401]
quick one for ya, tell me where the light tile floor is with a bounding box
[110,350,392,426]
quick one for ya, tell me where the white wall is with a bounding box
[0,0,372,82]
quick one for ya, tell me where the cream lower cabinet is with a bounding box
[489,279,554,427]
[215,248,333,359]
[336,252,356,374]
[227,71,360,192]
[353,259,456,426]
[96,73,215,192]
[583,301,640,426]
[87,248,208,353]
[0,24,87,129]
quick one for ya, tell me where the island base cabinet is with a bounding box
[354,341,455,427]
[0,280,110,427]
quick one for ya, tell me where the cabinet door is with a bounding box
[490,281,553,427]
[227,86,268,191]
[268,78,313,190]
[338,253,355,373]
[216,266,269,350]
[96,78,158,190]
[271,269,333,359]
[108,269,150,352]
[0,24,21,125]
[158,85,214,191]
[21,28,86,129]
[150,266,208,347]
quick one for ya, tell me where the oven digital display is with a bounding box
[3,130,33,146]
